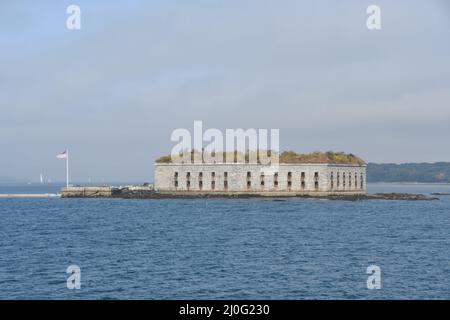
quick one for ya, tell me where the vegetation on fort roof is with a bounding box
[279,151,365,165]
[155,155,172,163]
[156,150,365,165]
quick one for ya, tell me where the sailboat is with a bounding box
[40,173,44,184]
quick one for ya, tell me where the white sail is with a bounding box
[40,173,44,184]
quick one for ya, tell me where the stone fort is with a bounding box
[154,151,367,196]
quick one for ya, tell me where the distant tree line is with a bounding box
[367,163,450,183]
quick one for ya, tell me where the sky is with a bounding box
[1,0,450,183]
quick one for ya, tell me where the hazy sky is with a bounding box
[1,0,449,182]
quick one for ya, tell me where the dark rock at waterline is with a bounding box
[289,192,438,201]
[61,186,439,201]
[116,190,439,201]
[335,193,439,201]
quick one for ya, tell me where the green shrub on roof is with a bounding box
[155,150,365,165]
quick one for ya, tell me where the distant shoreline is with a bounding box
[367,163,450,184]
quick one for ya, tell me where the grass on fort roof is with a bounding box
[155,151,365,165]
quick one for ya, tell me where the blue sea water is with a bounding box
[0,183,449,299]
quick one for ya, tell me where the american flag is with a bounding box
[56,150,67,159]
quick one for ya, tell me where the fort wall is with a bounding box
[155,163,366,195]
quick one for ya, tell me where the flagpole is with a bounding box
[66,149,69,188]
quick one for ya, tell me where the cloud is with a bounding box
[0,0,449,181]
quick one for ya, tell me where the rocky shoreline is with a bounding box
[60,187,439,201]
[325,193,439,201]
[115,190,439,201]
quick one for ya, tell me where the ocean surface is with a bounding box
[0,183,449,299]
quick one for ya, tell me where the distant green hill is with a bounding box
[367,162,450,183]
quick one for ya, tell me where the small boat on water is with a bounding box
[48,193,61,198]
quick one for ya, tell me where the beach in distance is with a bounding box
[1,182,449,299]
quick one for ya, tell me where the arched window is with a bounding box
[186,172,191,189]
[287,172,292,190]
[224,172,228,190]
[360,173,364,189]
[301,172,306,190]
[330,172,334,189]
[174,172,178,188]
[314,172,319,190]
